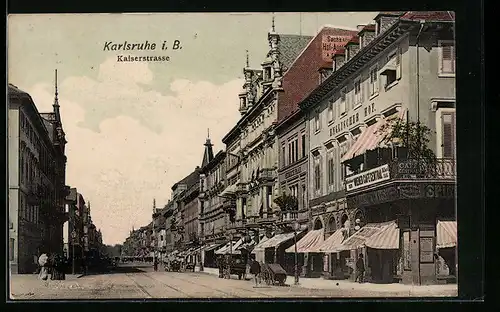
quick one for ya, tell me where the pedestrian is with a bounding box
[250,259,261,287]
[153,257,158,272]
[217,255,224,278]
[355,253,365,283]
[38,253,49,281]
[34,254,40,274]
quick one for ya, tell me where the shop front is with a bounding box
[345,159,456,285]
[284,228,325,278]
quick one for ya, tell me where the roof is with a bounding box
[400,11,455,22]
[359,24,376,33]
[346,36,360,45]
[277,27,357,124]
[375,11,406,19]
[201,138,214,168]
[278,34,314,72]
[172,168,201,191]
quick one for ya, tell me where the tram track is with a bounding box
[163,272,274,298]
[124,273,153,298]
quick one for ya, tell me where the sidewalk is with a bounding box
[198,266,457,296]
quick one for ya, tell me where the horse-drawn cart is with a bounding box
[260,263,287,286]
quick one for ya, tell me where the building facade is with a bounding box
[8,79,70,274]
[299,12,456,284]
[222,22,314,239]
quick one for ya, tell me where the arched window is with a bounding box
[327,216,337,234]
[313,218,323,230]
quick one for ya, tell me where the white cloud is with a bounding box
[28,56,242,245]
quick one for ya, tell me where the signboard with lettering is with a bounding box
[419,237,434,263]
[322,35,352,61]
[345,164,390,192]
[346,185,399,208]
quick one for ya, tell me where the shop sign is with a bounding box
[424,184,455,198]
[345,164,390,192]
[322,35,353,61]
[284,166,302,180]
[346,185,399,208]
[419,237,434,263]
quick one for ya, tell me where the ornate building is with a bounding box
[299,12,456,284]
[222,19,314,243]
[8,71,70,274]
[198,133,227,268]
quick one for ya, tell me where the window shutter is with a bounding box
[396,47,402,80]
[441,43,455,73]
[442,112,456,158]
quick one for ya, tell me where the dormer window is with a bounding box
[264,67,272,81]
[240,97,246,110]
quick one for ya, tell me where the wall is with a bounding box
[307,35,412,204]
[278,28,357,123]
[408,31,456,156]
[8,108,20,272]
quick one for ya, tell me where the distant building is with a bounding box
[8,74,70,274]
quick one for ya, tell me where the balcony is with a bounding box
[227,219,247,230]
[258,168,276,182]
[346,158,455,193]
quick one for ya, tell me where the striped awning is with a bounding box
[316,229,346,253]
[341,108,407,163]
[437,220,457,249]
[253,229,306,252]
[365,221,399,249]
[203,243,225,252]
[285,229,324,253]
[336,221,396,252]
[215,240,241,255]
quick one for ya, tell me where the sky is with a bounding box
[8,12,378,245]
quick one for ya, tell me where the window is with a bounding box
[327,151,335,187]
[369,65,379,96]
[9,238,14,261]
[354,80,362,105]
[439,40,455,76]
[314,112,321,132]
[441,111,456,158]
[340,88,347,115]
[301,185,306,210]
[314,158,321,191]
[265,67,272,81]
[301,134,306,158]
[282,145,286,167]
[328,100,334,122]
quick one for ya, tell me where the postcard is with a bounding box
[7,12,458,300]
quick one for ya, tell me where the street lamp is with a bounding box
[293,221,300,285]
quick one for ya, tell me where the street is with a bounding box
[9,264,458,299]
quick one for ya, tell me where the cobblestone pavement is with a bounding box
[9,266,458,300]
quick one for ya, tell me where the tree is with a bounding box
[273,194,298,212]
[380,119,437,164]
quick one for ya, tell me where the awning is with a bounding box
[341,109,407,163]
[253,229,306,252]
[336,221,396,252]
[285,229,325,253]
[316,229,346,253]
[437,220,457,249]
[203,243,224,252]
[365,221,399,249]
[186,246,203,256]
[215,240,241,255]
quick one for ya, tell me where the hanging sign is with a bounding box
[345,164,390,192]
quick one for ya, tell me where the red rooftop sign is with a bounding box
[322,35,352,61]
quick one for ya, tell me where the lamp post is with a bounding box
[71,230,76,275]
[293,221,300,285]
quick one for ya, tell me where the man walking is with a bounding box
[250,258,261,287]
[355,253,365,283]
